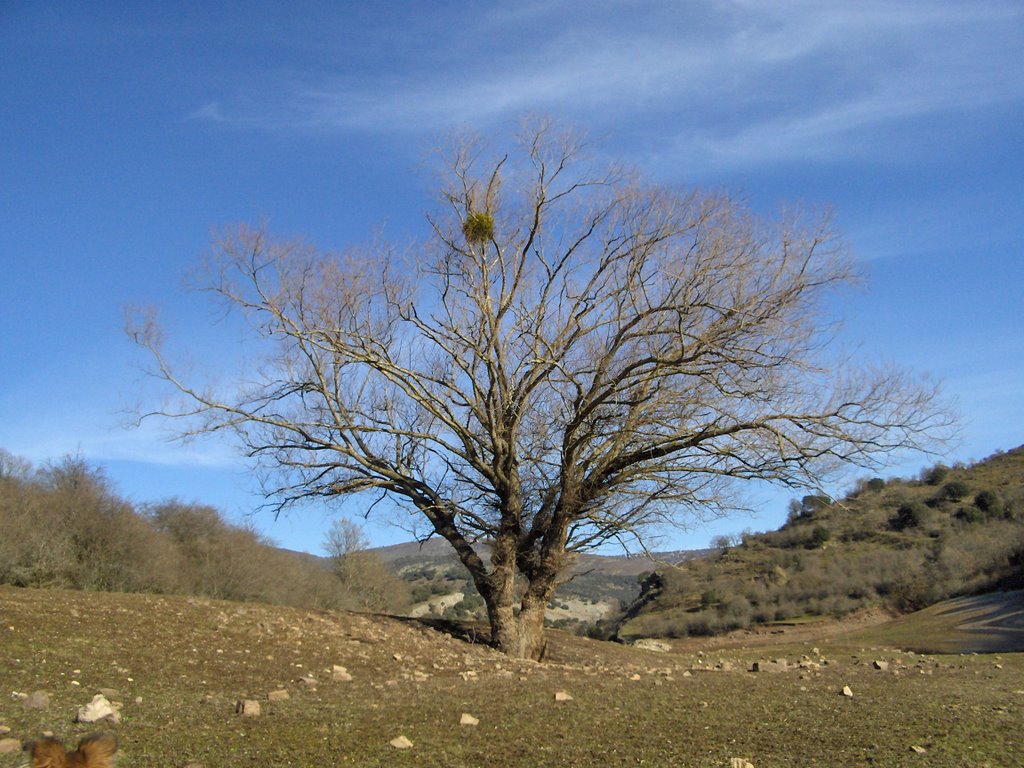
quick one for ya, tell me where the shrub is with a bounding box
[956,505,985,524]
[922,464,950,486]
[809,526,832,547]
[942,480,970,501]
[890,502,929,531]
[974,489,1002,516]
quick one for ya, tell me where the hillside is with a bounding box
[377,538,708,630]
[616,446,1024,641]
[1,586,1021,766]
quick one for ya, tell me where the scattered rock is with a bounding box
[632,638,672,653]
[460,713,480,726]
[841,686,854,698]
[872,660,889,671]
[235,699,261,717]
[77,694,121,724]
[300,676,319,688]
[0,726,9,735]
[332,665,353,682]
[268,689,289,701]
[554,691,573,702]
[751,659,788,673]
[729,759,754,768]
[390,735,413,749]
[910,745,928,754]
[0,739,21,755]
[23,690,50,709]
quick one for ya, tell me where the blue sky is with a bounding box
[2,1,1022,555]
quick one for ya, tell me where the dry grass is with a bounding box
[1,586,1021,767]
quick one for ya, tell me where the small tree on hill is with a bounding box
[323,517,410,612]
[131,118,954,659]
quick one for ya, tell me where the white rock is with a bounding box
[554,691,573,702]
[633,638,672,653]
[390,735,413,749]
[77,694,121,724]
[460,713,480,726]
[841,686,854,698]
[332,665,353,682]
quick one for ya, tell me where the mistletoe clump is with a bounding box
[462,211,495,244]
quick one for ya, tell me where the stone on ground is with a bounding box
[235,699,261,717]
[23,691,50,709]
[332,665,353,682]
[77,694,121,724]
[633,638,672,653]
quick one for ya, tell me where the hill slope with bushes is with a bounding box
[616,446,1024,640]
[0,450,410,613]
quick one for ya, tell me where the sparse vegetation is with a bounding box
[617,447,1024,640]
[1,586,1020,767]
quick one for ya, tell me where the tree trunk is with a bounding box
[481,550,554,659]
[487,591,548,660]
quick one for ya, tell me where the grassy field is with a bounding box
[1,586,1021,767]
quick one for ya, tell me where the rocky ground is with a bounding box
[1,586,1021,767]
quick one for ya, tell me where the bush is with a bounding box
[922,464,950,486]
[809,526,832,547]
[956,505,985,524]
[890,502,929,531]
[974,489,1003,516]
[942,480,971,502]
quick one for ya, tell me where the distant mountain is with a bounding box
[615,446,1024,641]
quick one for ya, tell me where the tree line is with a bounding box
[0,449,409,612]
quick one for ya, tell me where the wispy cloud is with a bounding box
[187,101,227,123]
[188,2,1023,171]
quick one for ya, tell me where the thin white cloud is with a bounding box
[187,101,227,123]
[187,2,1024,171]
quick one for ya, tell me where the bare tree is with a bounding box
[323,517,410,612]
[131,118,954,658]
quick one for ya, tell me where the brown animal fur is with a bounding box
[26,733,118,768]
